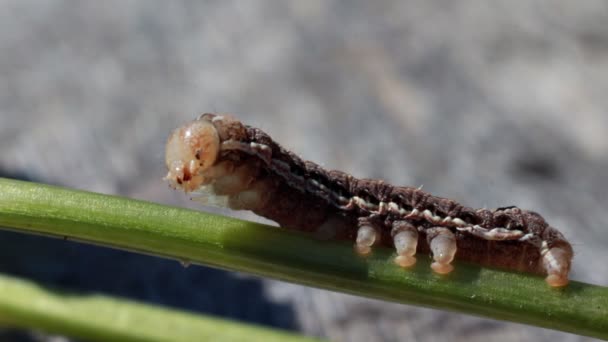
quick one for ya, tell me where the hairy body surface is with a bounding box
[165,114,573,287]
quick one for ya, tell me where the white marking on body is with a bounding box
[519,233,534,241]
[350,196,379,211]
[457,226,524,240]
[378,202,388,214]
[406,208,420,218]
[541,240,549,252]
[452,218,466,227]
[250,142,271,154]
[270,159,313,193]
[388,202,399,212]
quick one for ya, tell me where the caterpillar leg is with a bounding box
[191,189,229,208]
[354,219,379,257]
[227,179,272,211]
[211,162,258,195]
[541,243,573,288]
[427,227,457,275]
[391,221,418,268]
[457,225,524,241]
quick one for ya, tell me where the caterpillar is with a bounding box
[164,114,573,287]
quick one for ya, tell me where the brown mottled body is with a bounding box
[165,114,573,287]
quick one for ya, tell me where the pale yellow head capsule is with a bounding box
[165,118,220,192]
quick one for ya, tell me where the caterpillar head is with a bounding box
[164,116,220,192]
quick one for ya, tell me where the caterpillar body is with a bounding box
[164,114,573,287]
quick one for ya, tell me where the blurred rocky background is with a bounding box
[1,1,607,341]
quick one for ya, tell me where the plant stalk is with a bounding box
[0,178,606,339]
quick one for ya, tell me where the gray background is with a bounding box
[1,1,607,341]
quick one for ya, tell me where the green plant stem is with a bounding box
[0,178,607,339]
[0,273,318,342]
